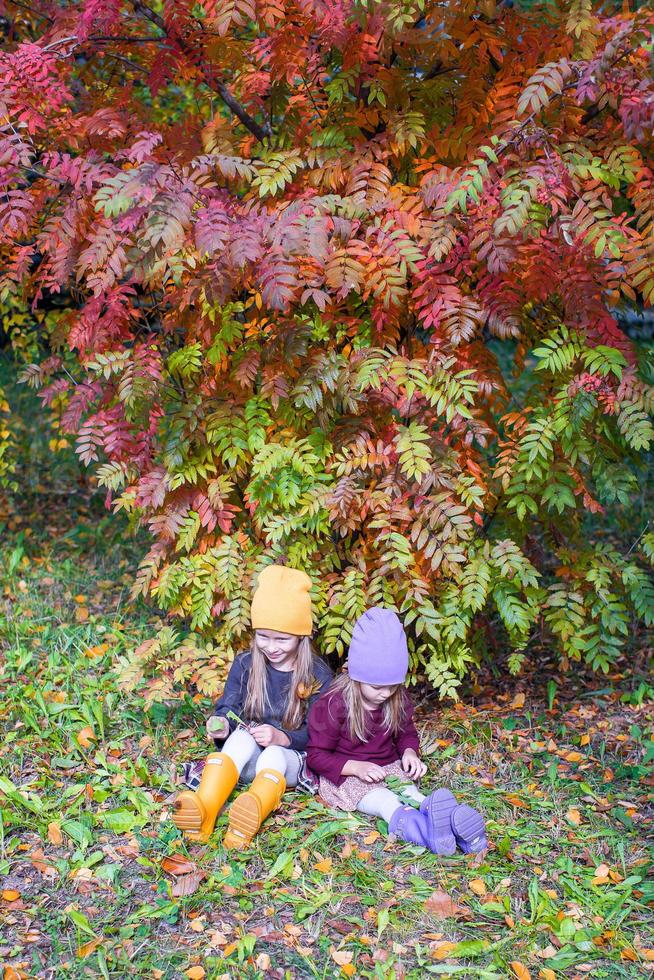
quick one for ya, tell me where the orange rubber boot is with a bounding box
[173,753,238,841]
[223,769,286,849]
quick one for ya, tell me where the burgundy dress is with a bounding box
[306,688,421,810]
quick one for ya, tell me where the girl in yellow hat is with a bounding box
[172,565,332,848]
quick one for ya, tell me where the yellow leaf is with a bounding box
[77,726,96,748]
[538,970,557,980]
[341,965,356,978]
[510,962,531,979]
[48,822,63,845]
[639,949,654,961]
[363,831,380,845]
[511,692,525,709]
[189,918,205,932]
[580,734,590,746]
[185,968,206,979]
[620,948,638,962]
[75,606,89,623]
[314,858,333,873]
[469,878,487,895]
[1,889,20,901]
[330,948,353,967]
[566,808,582,826]
[565,751,582,763]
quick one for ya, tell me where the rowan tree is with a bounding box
[1,0,653,699]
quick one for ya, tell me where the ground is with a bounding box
[0,378,653,980]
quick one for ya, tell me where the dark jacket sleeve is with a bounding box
[395,692,421,755]
[283,657,334,751]
[306,690,352,786]
[211,653,249,733]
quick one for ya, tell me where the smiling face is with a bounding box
[255,629,301,671]
[357,681,398,708]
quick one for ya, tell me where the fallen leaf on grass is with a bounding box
[47,821,63,845]
[171,871,206,897]
[430,941,457,960]
[469,879,487,895]
[161,854,197,876]
[77,938,102,959]
[77,726,96,748]
[591,863,610,884]
[314,858,333,873]
[425,890,459,918]
[620,948,638,962]
[363,831,380,844]
[566,808,582,826]
[512,692,526,709]
[3,968,28,980]
[510,963,531,979]
[330,948,353,966]
[1,890,20,902]
[75,606,89,623]
[538,970,557,980]
[255,953,271,971]
[638,949,654,961]
[341,966,356,977]
[185,968,206,979]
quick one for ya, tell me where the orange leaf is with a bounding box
[538,970,557,980]
[639,949,654,961]
[48,821,63,845]
[185,968,206,979]
[431,941,457,960]
[75,606,89,623]
[161,854,197,876]
[510,962,531,979]
[565,751,582,763]
[363,831,380,845]
[425,889,458,918]
[566,808,582,826]
[469,879,487,896]
[1,890,20,901]
[341,965,356,978]
[620,948,638,962]
[511,692,525,709]
[77,725,96,748]
[314,858,333,873]
[77,938,102,959]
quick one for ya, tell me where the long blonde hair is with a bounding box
[330,671,407,742]
[243,633,316,730]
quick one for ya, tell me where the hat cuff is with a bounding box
[251,612,312,636]
[348,664,407,685]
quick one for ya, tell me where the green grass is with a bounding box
[0,491,653,979]
[0,353,653,978]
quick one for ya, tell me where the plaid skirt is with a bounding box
[318,761,416,812]
[181,750,318,794]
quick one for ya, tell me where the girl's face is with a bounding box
[358,682,398,708]
[256,630,301,671]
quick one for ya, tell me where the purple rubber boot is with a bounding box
[419,788,457,855]
[450,804,488,853]
[388,805,455,855]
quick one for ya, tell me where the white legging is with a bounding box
[221,728,301,787]
[357,784,425,823]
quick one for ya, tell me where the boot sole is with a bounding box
[423,788,457,855]
[224,792,262,848]
[451,804,487,853]
[173,792,204,835]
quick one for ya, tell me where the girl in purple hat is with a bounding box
[307,607,488,855]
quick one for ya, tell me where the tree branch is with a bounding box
[130,0,271,142]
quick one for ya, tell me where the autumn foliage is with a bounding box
[1,0,654,698]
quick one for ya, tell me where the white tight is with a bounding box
[357,784,425,824]
[220,728,300,786]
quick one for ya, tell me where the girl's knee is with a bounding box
[256,745,288,775]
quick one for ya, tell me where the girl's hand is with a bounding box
[342,760,386,782]
[206,715,230,740]
[401,748,427,779]
[249,724,290,748]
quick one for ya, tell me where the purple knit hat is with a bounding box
[348,607,409,685]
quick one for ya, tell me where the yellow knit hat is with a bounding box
[250,565,313,636]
